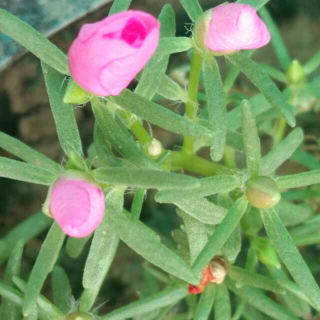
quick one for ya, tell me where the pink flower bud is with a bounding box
[68,10,160,96]
[49,177,105,238]
[197,3,270,54]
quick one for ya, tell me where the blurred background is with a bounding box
[1,0,320,315]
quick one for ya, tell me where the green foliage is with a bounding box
[1,0,320,319]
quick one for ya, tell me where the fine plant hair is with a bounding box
[1,0,320,319]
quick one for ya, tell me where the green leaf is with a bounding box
[0,132,62,174]
[276,169,320,189]
[13,277,65,320]
[293,233,320,246]
[109,204,198,285]
[194,284,215,320]
[179,210,207,264]
[192,197,248,275]
[131,189,146,220]
[0,10,68,75]
[66,235,91,259]
[93,167,200,190]
[214,284,231,320]
[236,0,270,10]
[112,90,212,140]
[241,100,261,176]
[81,189,122,311]
[260,128,303,175]
[93,123,120,167]
[275,200,312,227]
[102,285,188,320]
[1,240,24,320]
[226,53,295,127]
[22,222,65,317]
[303,50,320,74]
[229,266,284,294]
[41,62,82,156]
[222,225,241,263]
[290,215,320,237]
[226,279,299,320]
[155,175,241,201]
[157,76,187,102]
[0,282,23,314]
[261,209,320,310]
[157,37,193,56]
[135,5,175,100]
[259,7,291,70]
[268,267,311,317]
[291,150,320,170]
[0,213,52,266]
[157,195,227,225]
[203,57,227,161]
[179,0,203,22]
[51,266,72,314]
[257,63,287,83]
[92,99,155,168]
[0,157,57,185]
[108,0,132,15]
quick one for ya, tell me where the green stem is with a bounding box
[183,51,203,155]
[168,151,230,176]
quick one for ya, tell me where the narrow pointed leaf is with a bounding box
[155,175,241,201]
[157,37,193,56]
[109,205,198,285]
[304,51,320,74]
[92,99,155,168]
[52,266,72,314]
[226,53,295,127]
[222,225,241,263]
[0,10,68,75]
[214,284,231,320]
[229,266,284,294]
[102,285,188,320]
[131,189,146,220]
[1,240,24,320]
[0,213,52,267]
[42,62,82,156]
[13,277,65,320]
[226,279,299,320]
[194,284,215,320]
[276,169,320,189]
[261,209,320,310]
[179,0,203,22]
[93,167,200,190]
[180,210,208,264]
[135,5,175,100]
[291,150,320,170]
[158,75,187,102]
[81,189,122,311]
[157,195,227,225]
[23,222,65,317]
[0,157,57,185]
[0,132,62,174]
[259,7,291,70]
[108,0,132,16]
[66,235,92,259]
[112,90,212,140]
[260,128,303,175]
[241,100,261,176]
[203,57,227,161]
[192,197,248,275]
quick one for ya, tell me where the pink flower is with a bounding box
[68,10,160,96]
[49,178,105,238]
[204,3,270,54]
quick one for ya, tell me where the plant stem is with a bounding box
[183,51,203,155]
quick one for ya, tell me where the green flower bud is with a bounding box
[286,60,306,87]
[66,311,94,320]
[63,80,92,105]
[246,176,281,209]
[253,237,281,269]
[193,9,213,54]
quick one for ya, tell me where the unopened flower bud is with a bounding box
[193,3,270,55]
[66,311,94,320]
[246,176,281,209]
[43,171,105,238]
[209,258,227,284]
[253,237,281,269]
[147,138,162,157]
[63,80,92,105]
[286,60,306,87]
